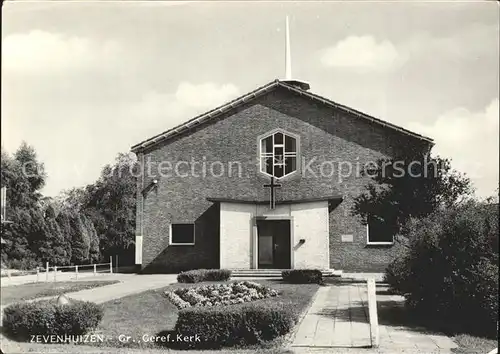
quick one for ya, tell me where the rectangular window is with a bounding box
[367,217,394,245]
[170,223,195,245]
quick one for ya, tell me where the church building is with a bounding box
[131,19,433,273]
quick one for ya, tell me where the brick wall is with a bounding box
[135,87,428,272]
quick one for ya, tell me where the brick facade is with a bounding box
[134,86,430,272]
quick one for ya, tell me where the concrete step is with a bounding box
[230,269,343,278]
[328,269,343,277]
[231,271,282,278]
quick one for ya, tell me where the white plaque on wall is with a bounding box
[341,234,353,242]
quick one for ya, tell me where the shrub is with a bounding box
[5,258,40,271]
[53,301,104,335]
[383,254,412,295]
[169,302,295,349]
[282,269,323,284]
[385,201,499,338]
[3,299,104,341]
[177,269,231,283]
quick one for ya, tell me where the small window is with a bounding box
[367,217,394,245]
[170,224,195,245]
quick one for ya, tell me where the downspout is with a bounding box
[135,151,145,267]
[140,153,145,266]
[141,153,145,239]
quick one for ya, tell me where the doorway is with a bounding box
[257,219,291,269]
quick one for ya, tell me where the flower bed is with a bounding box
[165,281,278,309]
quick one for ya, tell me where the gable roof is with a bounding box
[131,79,433,153]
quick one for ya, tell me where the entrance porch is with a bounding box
[209,196,341,270]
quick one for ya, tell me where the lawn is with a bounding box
[452,334,498,354]
[1,280,121,305]
[91,280,319,349]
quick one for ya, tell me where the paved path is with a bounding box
[341,272,384,282]
[2,274,177,304]
[290,283,458,353]
[1,274,178,325]
[38,274,178,304]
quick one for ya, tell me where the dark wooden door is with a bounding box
[272,220,291,269]
[257,220,291,269]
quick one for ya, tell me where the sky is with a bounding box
[2,1,499,198]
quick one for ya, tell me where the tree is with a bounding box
[1,147,37,209]
[1,143,103,268]
[84,215,101,263]
[1,148,17,188]
[34,205,71,265]
[69,214,91,264]
[55,187,87,214]
[13,142,46,202]
[54,152,137,264]
[1,144,50,268]
[1,208,38,269]
[82,153,137,262]
[353,152,473,238]
[56,211,73,264]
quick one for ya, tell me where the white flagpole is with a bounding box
[285,16,292,80]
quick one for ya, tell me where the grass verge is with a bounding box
[452,334,498,354]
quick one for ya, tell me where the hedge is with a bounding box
[3,299,103,341]
[177,269,231,283]
[385,201,499,338]
[165,302,296,349]
[282,269,323,284]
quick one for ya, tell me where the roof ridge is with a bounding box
[131,79,433,152]
[131,79,279,151]
[277,81,434,144]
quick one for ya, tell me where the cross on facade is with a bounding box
[263,177,282,209]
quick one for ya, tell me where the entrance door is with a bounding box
[257,220,291,269]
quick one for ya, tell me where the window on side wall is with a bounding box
[366,216,394,245]
[170,223,195,245]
